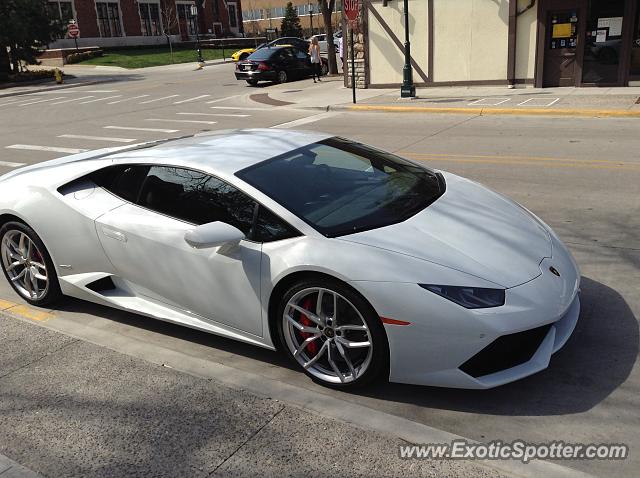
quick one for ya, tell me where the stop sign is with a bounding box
[344,0,359,24]
[67,23,80,38]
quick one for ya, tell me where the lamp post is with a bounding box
[190,4,204,64]
[400,0,415,98]
[309,4,314,36]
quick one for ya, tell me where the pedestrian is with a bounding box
[338,35,344,69]
[309,36,322,83]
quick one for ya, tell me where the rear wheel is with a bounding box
[277,70,288,84]
[277,278,388,389]
[0,221,62,306]
[246,79,258,86]
[321,62,329,76]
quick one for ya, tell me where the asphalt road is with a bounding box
[1,62,639,477]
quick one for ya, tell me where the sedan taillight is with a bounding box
[257,62,271,71]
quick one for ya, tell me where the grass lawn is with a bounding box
[78,47,228,68]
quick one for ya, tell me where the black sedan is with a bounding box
[235,46,327,86]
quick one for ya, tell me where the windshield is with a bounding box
[236,137,445,237]
[248,48,277,60]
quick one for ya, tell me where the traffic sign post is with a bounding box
[343,0,360,104]
[67,22,80,52]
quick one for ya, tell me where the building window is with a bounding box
[631,0,640,77]
[96,1,123,37]
[47,0,74,23]
[139,1,162,36]
[228,3,237,28]
[176,3,197,36]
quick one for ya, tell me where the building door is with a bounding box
[582,0,627,85]
[543,10,580,86]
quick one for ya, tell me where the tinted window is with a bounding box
[254,206,300,242]
[236,137,445,237]
[138,166,256,234]
[248,47,278,60]
[94,165,150,203]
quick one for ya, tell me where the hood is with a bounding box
[339,172,551,288]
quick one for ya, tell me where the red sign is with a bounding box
[67,23,80,38]
[344,0,360,24]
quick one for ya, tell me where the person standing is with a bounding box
[338,35,344,71]
[309,36,322,83]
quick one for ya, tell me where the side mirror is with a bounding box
[184,222,245,249]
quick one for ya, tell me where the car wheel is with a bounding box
[321,62,329,76]
[0,221,62,306]
[277,278,388,389]
[246,79,258,86]
[277,70,288,84]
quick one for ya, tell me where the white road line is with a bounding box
[173,95,211,104]
[177,112,250,118]
[79,89,119,93]
[107,94,150,104]
[210,106,271,111]
[78,95,122,104]
[6,144,88,154]
[0,100,23,107]
[468,97,511,106]
[139,95,180,104]
[146,118,218,125]
[51,96,95,105]
[58,134,137,143]
[518,97,561,107]
[271,112,337,129]
[104,125,180,133]
[206,95,242,104]
[18,96,66,106]
[0,160,27,167]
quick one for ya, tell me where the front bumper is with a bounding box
[350,234,581,389]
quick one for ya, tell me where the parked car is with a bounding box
[235,46,328,86]
[313,33,340,54]
[231,37,310,62]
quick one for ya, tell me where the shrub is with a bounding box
[6,69,58,83]
[65,50,103,64]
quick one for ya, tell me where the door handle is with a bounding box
[102,227,127,242]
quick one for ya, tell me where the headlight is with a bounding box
[419,284,505,309]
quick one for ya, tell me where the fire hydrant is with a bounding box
[54,68,63,84]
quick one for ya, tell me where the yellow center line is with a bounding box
[401,152,640,172]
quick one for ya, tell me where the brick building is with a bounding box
[47,0,244,48]
[241,1,343,37]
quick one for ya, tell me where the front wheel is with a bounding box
[0,221,62,306]
[277,278,388,389]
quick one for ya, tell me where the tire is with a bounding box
[276,277,388,389]
[246,79,258,86]
[0,221,62,307]
[321,62,329,76]
[276,70,288,84]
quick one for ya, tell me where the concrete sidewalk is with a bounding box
[0,315,503,478]
[262,79,640,117]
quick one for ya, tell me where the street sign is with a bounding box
[67,23,80,38]
[344,0,360,24]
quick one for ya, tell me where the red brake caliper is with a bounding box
[298,297,318,356]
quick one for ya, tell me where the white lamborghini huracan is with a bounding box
[0,130,580,389]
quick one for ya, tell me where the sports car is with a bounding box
[0,130,580,389]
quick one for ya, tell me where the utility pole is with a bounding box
[309,3,314,36]
[191,4,204,64]
[400,0,415,97]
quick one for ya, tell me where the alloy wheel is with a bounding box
[282,287,373,384]
[1,230,49,301]
[278,70,288,83]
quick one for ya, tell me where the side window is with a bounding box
[294,49,308,60]
[137,166,257,235]
[253,206,300,242]
[92,165,150,203]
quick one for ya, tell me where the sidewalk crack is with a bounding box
[209,405,286,476]
[0,339,80,381]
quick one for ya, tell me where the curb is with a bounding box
[325,104,640,118]
[1,306,594,478]
[0,79,107,99]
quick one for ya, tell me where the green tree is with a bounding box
[280,2,303,38]
[0,0,62,79]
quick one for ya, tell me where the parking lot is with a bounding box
[1,62,639,477]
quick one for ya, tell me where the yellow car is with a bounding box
[231,47,258,62]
